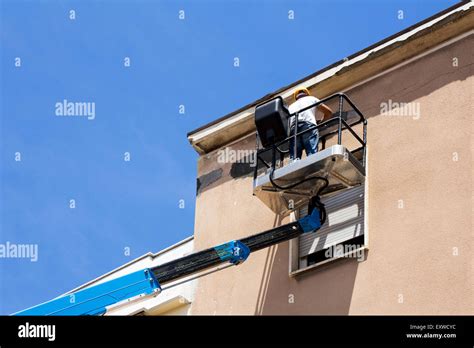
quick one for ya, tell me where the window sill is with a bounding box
[289,246,369,277]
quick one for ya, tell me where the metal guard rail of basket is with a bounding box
[253,93,367,180]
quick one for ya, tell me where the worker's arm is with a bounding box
[317,103,334,122]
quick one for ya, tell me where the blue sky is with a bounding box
[0,0,458,314]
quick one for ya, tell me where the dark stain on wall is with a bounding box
[196,168,223,195]
[230,162,254,178]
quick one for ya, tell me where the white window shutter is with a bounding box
[298,185,365,258]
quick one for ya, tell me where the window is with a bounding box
[293,185,367,272]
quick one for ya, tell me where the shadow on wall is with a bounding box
[254,238,368,315]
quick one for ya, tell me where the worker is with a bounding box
[288,88,333,160]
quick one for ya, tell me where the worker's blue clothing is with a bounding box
[289,121,319,160]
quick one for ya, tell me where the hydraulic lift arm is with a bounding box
[154,207,321,284]
[14,208,322,316]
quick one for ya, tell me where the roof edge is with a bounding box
[187,1,472,143]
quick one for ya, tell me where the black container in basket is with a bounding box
[254,96,290,148]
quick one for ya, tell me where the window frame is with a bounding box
[289,173,369,276]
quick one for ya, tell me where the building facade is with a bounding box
[186,2,473,315]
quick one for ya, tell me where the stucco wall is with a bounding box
[190,35,473,315]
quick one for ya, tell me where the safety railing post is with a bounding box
[254,133,259,180]
[337,95,343,145]
[293,113,299,160]
[363,119,367,168]
[271,144,276,170]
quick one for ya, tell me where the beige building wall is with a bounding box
[189,33,473,315]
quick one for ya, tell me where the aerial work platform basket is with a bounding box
[253,93,367,216]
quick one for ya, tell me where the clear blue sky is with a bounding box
[0,0,458,314]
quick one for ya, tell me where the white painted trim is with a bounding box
[190,110,254,144]
[104,289,160,315]
[202,129,257,158]
[105,294,191,316]
[147,295,191,315]
[342,29,474,93]
[300,8,473,97]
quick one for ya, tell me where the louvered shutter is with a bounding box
[298,185,365,258]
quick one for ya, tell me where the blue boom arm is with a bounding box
[14,208,321,316]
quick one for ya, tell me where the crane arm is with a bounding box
[14,207,322,316]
